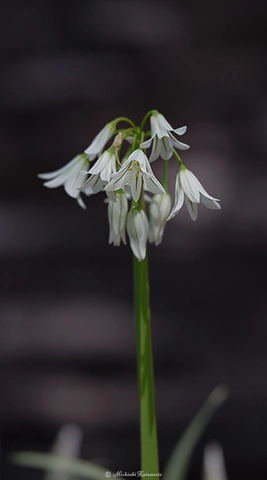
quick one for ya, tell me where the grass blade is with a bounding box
[11,452,115,480]
[163,385,228,480]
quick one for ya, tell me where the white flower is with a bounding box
[168,167,221,221]
[126,208,149,262]
[140,110,189,162]
[149,193,172,246]
[108,191,128,246]
[105,149,165,202]
[88,149,117,182]
[84,123,115,161]
[79,173,106,196]
[38,154,89,209]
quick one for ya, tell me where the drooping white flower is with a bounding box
[38,154,89,209]
[108,191,128,246]
[105,149,165,202]
[79,173,106,196]
[84,123,115,161]
[140,110,189,162]
[168,166,221,221]
[149,193,172,246]
[126,207,149,262]
[88,149,117,182]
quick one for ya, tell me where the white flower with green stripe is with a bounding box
[149,193,172,246]
[88,149,116,182]
[105,149,165,202]
[38,154,89,209]
[108,191,128,246]
[140,110,189,162]
[126,207,149,262]
[84,123,116,161]
[168,166,221,221]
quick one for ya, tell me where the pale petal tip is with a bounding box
[77,195,86,209]
[166,213,174,221]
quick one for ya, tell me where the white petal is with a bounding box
[120,229,126,245]
[200,195,221,210]
[108,200,117,244]
[169,134,190,150]
[143,172,165,196]
[131,165,143,202]
[156,113,173,132]
[113,197,122,236]
[105,168,131,191]
[188,171,220,201]
[80,174,105,195]
[143,155,154,174]
[108,207,115,244]
[185,197,198,221]
[149,137,162,162]
[123,185,132,200]
[127,149,147,168]
[158,194,172,219]
[167,175,184,220]
[109,199,120,237]
[149,194,171,245]
[140,138,152,149]
[126,209,148,262]
[101,154,116,182]
[42,169,72,189]
[179,169,200,203]
[38,156,81,180]
[173,126,187,135]
[88,151,109,175]
[105,190,116,202]
[148,202,159,244]
[151,115,165,139]
[64,159,87,198]
[76,194,86,209]
[84,124,114,156]
[159,137,174,160]
[119,194,128,245]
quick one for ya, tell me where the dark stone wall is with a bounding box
[1,1,267,479]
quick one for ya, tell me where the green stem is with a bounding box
[173,149,183,166]
[114,117,136,129]
[140,110,154,132]
[133,253,159,473]
[162,160,169,190]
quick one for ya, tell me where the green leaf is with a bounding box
[11,452,116,480]
[163,385,228,480]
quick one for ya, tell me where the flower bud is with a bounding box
[108,191,128,246]
[149,193,171,246]
[126,208,149,262]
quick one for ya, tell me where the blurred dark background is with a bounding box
[1,0,267,478]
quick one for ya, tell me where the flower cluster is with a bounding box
[38,110,220,261]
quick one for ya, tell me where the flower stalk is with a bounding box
[134,252,159,473]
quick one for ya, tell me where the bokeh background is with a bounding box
[1,0,267,478]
